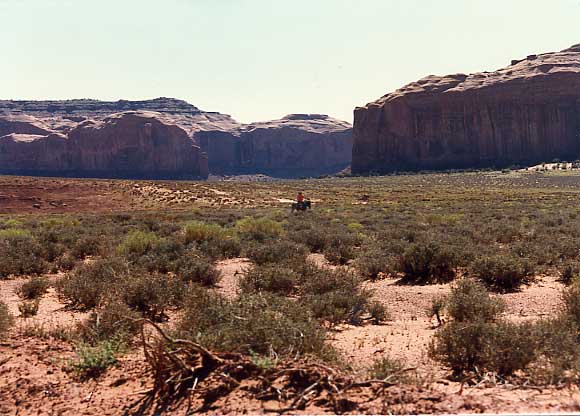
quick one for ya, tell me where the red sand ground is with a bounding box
[2,260,578,415]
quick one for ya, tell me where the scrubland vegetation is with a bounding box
[4,171,580,408]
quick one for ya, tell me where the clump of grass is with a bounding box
[18,299,40,318]
[368,301,389,325]
[69,340,123,380]
[370,356,413,383]
[17,276,50,300]
[0,301,14,338]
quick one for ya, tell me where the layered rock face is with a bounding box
[0,111,208,179]
[199,114,353,177]
[352,44,580,174]
[0,98,352,178]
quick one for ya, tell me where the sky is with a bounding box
[1,0,580,123]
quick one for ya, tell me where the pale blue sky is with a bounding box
[1,0,579,123]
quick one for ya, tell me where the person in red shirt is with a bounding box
[297,192,305,203]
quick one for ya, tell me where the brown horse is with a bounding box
[291,200,311,213]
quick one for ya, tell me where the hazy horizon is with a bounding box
[2,0,580,123]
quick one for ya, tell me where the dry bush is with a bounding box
[445,279,505,323]
[240,264,300,296]
[120,273,183,320]
[299,268,372,326]
[0,301,14,338]
[56,257,130,309]
[245,240,308,266]
[184,221,228,244]
[370,356,414,383]
[0,229,46,278]
[398,242,457,283]
[117,230,160,258]
[470,254,534,292]
[18,299,40,318]
[430,319,539,377]
[76,301,141,345]
[173,254,222,287]
[17,276,50,300]
[235,217,283,241]
[355,246,393,280]
[177,288,329,358]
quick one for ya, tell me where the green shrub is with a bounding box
[117,230,160,258]
[177,289,329,358]
[173,255,221,287]
[471,255,534,292]
[17,276,50,300]
[69,340,123,380]
[0,301,14,338]
[235,217,283,240]
[240,264,299,296]
[0,229,46,278]
[139,237,184,273]
[57,258,129,309]
[196,235,242,260]
[446,279,505,323]
[184,221,228,244]
[245,240,308,266]
[398,242,457,283]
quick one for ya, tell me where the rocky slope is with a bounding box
[0,98,353,178]
[0,111,208,179]
[198,114,353,177]
[352,44,580,174]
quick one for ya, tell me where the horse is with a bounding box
[291,200,311,213]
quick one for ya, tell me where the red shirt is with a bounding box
[297,194,305,202]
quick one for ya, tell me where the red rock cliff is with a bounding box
[352,44,580,173]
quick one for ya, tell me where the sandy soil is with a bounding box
[0,263,575,415]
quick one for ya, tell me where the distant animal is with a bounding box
[291,200,311,213]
